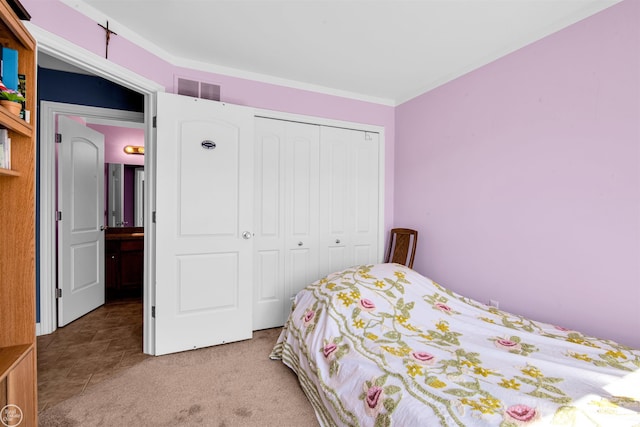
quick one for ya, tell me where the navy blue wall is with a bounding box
[36,68,144,323]
[38,67,144,110]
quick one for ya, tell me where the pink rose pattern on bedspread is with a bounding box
[270,264,640,426]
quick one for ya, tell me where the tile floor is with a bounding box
[36,299,150,412]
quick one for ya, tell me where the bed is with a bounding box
[270,263,640,426]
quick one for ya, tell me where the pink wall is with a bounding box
[88,124,145,166]
[395,0,639,348]
[23,0,395,231]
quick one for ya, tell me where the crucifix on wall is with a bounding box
[98,20,117,59]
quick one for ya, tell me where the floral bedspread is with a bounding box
[270,263,640,426]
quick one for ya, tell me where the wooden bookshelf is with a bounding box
[0,105,32,135]
[0,166,20,176]
[0,0,37,423]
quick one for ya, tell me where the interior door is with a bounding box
[253,118,286,330]
[57,116,106,326]
[253,118,320,330]
[284,122,320,307]
[319,127,380,277]
[155,92,254,356]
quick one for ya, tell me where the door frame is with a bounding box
[31,22,163,355]
[39,101,142,333]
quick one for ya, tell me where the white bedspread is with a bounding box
[271,263,640,426]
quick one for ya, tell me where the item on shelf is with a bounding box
[1,99,21,115]
[0,80,25,116]
[0,129,9,168]
[18,73,25,118]
[1,46,18,90]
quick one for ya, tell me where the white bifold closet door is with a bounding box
[253,117,380,330]
[318,126,380,278]
[253,118,320,330]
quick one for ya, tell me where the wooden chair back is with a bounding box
[384,228,418,269]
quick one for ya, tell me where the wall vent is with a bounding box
[176,77,221,101]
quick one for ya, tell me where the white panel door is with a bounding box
[284,121,320,311]
[253,118,286,329]
[285,123,320,300]
[319,127,380,277]
[155,93,254,355]
[351,131,380,265]
[57,116,105,326]
[253,118,320,329]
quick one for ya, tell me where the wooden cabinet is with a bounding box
[0,0,37,423]
[0,346,36,426]
[105,227,144,301]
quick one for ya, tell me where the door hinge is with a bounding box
[56,211,62,221]
[152,211,156,223]
[56,288,62,298]
[55,133,62,143]
[152,306,156,318]
[153,116,157,128]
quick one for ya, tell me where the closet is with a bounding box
[253,117,381,330]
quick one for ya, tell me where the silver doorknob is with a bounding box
[298,241,303,246]
[100,225,107,231]
[335,239,341,244]
[242,231,253,240]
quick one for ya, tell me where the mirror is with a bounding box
[107,163,144,227]
[134,167,144,227]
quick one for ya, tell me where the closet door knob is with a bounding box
[242,231,253,240]
[335,239,341,244]
[298,241,303,247]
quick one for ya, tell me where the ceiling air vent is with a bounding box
[176,77,221,101]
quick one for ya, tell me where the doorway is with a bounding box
[39,102,145,326]
[32,23,164,354]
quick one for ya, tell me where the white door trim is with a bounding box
[31,22,163,355]
[39,102,142,335]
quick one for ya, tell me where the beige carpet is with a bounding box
[38,328,319,426]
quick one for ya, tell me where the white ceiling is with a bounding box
[58,0,621,105]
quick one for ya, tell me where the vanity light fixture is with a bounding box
[123,145,144,155]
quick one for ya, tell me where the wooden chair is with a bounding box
[384,228,418,269]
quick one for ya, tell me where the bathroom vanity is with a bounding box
[105,227,144,301]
